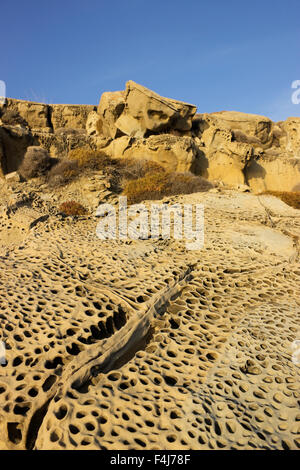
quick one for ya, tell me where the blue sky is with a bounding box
[1,0,300,121]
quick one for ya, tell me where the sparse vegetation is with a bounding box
[117,158,166,181]
[58,201,87,216]
[261,191,300,210]
[18,146,54,180]
[47,159,80,186]
[123,171,213,204]
[47,147,116,187]
[68,146,112,170]
[46,146,213,204]
[49,146,168,192]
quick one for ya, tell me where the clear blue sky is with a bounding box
[1,0,300,121]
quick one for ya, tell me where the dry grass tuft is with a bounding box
[123,171,213,204]
[58,201,87,216]
[18,146,54,180]
[47,159,79,187]
[68,146,112,170]
[117,158,165,181]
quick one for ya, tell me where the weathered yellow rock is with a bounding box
[246,152,300,192]
[97,90,126,139]
[1,98,96,133]
[50,104,96,131]
[192,111,300,190]
[98,81,197,139]
[279,117,300,156]
[193,118,256,186]
[106,134,198,173]
[16,101,50,130]
[206,111,273,147]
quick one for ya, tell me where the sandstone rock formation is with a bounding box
[2,99,51,131]
[50,104,95,132]
[0,99,97,173]
[193,122,255,186]
[105,134,198,173]
[98,81,196,140]
[246,151,300,192]
[279,117,300,156]
[192,111,300,191]
[0,173,299,450]
[1,81,300,452]
[206,111,273,148]
[1,99,96,133]
[0,83,300,192]
[97,91,125,139]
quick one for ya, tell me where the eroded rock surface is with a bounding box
[193,111,300,190]
[0,176,299,450]
[0,99,97,174]
[0,83,300,191]
[98,81,196,140]
[105,134,198,173]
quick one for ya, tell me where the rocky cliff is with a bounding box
[1,82,299,191]
[0,99,96,175]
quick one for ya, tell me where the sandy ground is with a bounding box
[0,179,299,450]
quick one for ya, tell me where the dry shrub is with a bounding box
[47,159,79,187]
[68,146,113,170]
[18,146,53,180]
[166,172,213,194]
[117,158,165,181]
[58,201,87,216]
[108,158,166,192]
[47,149,119,187]
[261,191,300,210]
[123,171,213,204]
[123,172,168,204]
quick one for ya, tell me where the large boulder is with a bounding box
[245,150,300,192]
[105,134,198,173]
[193,117,257,186]
[86,111,101,136]
[1,98,51,131]
[98,81,197,139]
[203,111,273,148]
[192,111,300,191]
[50,104,96,132]
[97,91,126,139]
[278,117,300,156]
